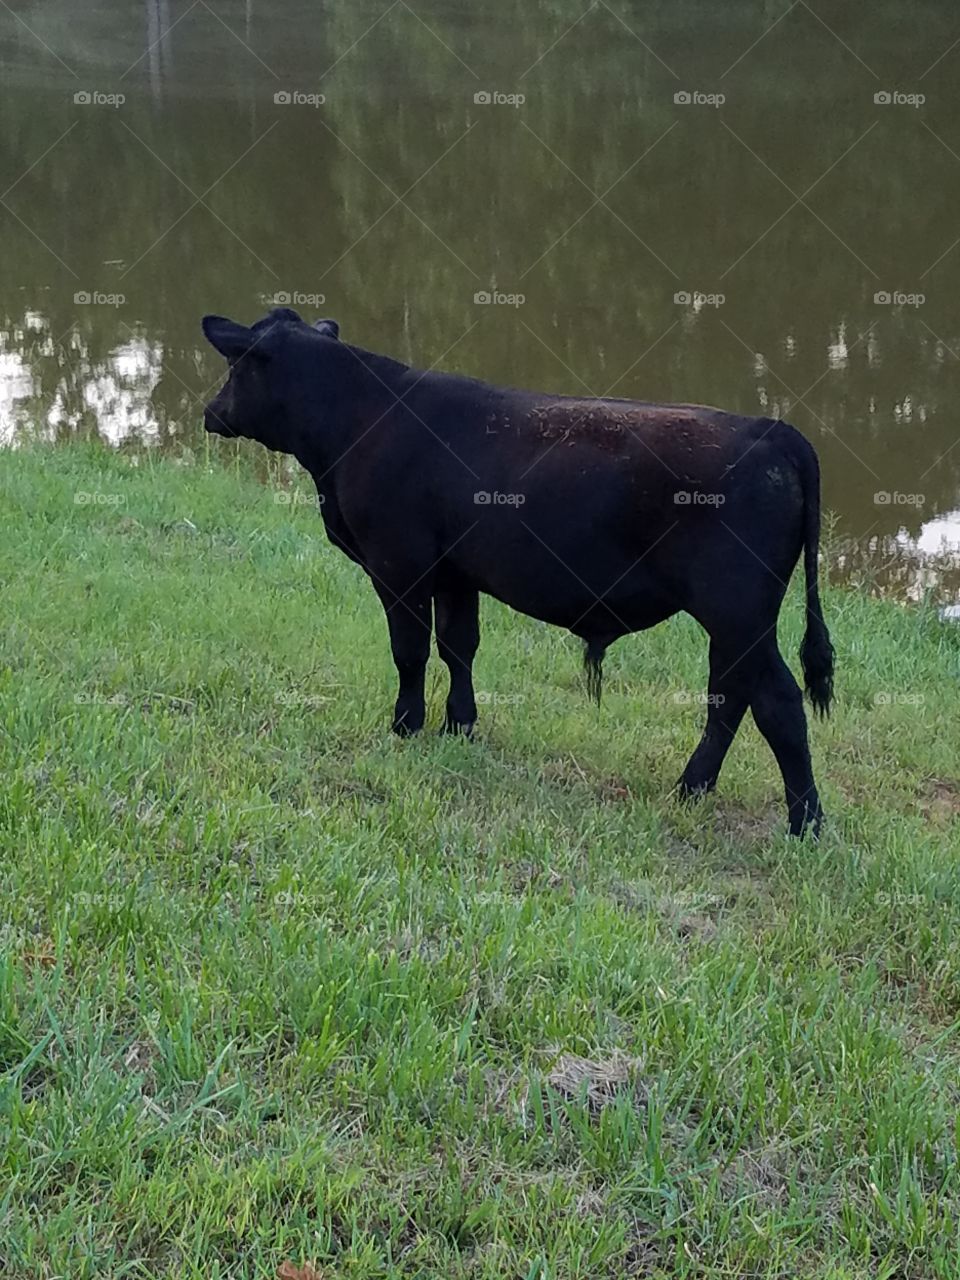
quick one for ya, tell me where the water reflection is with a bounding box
[145,0,174,105]
[0,317,161,445]
[835,529,960,603]
[1,0,959,598]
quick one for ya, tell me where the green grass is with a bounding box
[1,443,959,1279]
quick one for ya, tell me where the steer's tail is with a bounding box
[788,428,835,717]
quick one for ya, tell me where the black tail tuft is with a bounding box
[787,426,835,717]
[800,624,834,717]
[583,639,606,706]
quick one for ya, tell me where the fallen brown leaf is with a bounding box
[546,1049,646,1112]
[277,1263,323,1280]
[22,938,56,968]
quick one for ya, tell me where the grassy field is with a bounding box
[1,443,959,1279]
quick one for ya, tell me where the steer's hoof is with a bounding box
[392,718,422,738]
[675,776,716,803]
[440,715,475,737]
[789,801,824,840]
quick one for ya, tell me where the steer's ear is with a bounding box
[314,318,340,340]
[202,315,255,361]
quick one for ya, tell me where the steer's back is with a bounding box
[406,373,776,493]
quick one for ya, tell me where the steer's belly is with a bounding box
[447,519,676,634]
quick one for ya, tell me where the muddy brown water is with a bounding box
[1,0,959,600]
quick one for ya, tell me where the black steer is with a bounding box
[202,307,834,837]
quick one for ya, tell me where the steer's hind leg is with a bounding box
[374,583,432,736]
[750,642,823,837]
[677,639,753,799]
[435,587,480,734]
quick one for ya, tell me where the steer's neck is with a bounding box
[292,342,415,482]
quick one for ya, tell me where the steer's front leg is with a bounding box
[375,584,433,736]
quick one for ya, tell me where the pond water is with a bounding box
[2,0,959,599]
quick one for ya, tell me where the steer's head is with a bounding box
[201,308,340,453]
